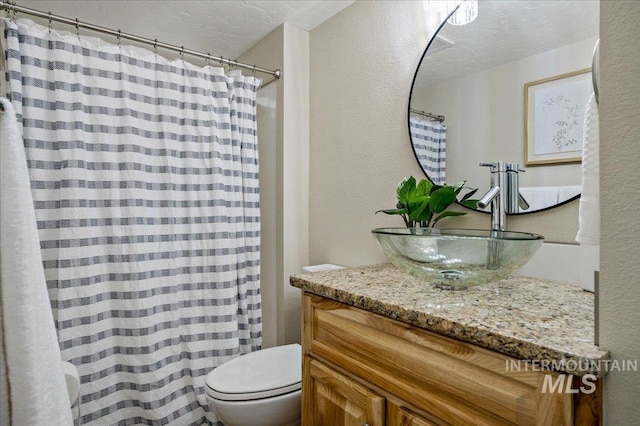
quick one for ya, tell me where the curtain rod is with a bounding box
[410,108,445,123]
[0,1,281,79]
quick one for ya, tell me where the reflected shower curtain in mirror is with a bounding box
[410,116,447,185]
[2,18,261,425]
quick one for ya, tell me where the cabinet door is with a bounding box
[387,402,440,426]
[303,357,385,426]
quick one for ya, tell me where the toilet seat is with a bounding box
[205,344,301,402]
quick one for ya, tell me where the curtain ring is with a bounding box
[48,11,52,33]
[117,29,121,46]
[75,18,79,38]
[10,2,17,21]
[153,39,158,54]
[180,46,184,58]
[206,53,211,65]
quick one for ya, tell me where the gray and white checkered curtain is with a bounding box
[410,116,447,185]
[2,18,261,425]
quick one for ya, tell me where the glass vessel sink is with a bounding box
[372,228,544,290]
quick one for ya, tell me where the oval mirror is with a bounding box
[409,0,599,214]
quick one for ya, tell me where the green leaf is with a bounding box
[416,179,432,197]
[461,199,479,209]
[429,187,457,213]
[375,208,406,216]
[408,198,429,222]
[429,184,444,195]
[407,182,427,219]
[432,211,467,226]
[396,176,416,204]
[451,181,466,195]
[460,188,478,202]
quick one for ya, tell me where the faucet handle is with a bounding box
[506,163,525,173]
[479,162,497,168]
[480,161,509,172]
[518,193,530,211]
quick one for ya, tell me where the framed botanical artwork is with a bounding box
[524,68,592,166]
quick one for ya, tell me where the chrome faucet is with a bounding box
[505,163,530,214]
[477,161,529,231]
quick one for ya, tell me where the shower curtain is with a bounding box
[409,116,447,185]
[2,18,261,425]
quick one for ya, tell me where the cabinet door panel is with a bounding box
[387,402,440,426]
[304,357,385,426]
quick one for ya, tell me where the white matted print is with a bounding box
[524,69,592,165]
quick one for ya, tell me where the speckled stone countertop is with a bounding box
[290,264,609,377]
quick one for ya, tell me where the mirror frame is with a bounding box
[407,3,582,215]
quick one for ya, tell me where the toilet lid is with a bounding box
[205,344,301,402]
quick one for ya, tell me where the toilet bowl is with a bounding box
[205,343,302,426]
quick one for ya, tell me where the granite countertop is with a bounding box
[290,263,609,377]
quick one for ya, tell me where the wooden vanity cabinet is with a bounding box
[301,293,602,426]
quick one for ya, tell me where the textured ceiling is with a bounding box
[414,0,599,90]
[15,1,354,59]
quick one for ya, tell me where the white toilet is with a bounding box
[205,343,302,426]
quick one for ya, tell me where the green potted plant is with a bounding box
[376,176,478,228]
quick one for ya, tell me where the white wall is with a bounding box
[239,23,310,347]
[414,37,597,195]
[280,24,310,345]
[255,83,278,348]
[310,1,429,268]
[309,0,580,275]
[599,1,640,423]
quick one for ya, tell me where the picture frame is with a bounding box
[524,68,592,166]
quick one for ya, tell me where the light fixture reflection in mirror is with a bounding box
[448,0,478,25]
[423,1,478,27]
